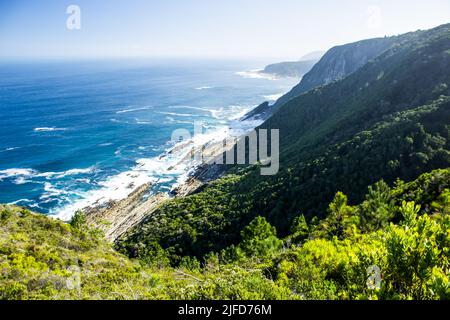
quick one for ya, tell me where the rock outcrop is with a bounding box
[85,184,169,242]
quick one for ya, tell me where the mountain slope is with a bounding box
[4,167,450,300]
[270,27,450,114]
[0,206,291,300]
[117,23,450,261]
[246,34,403,121]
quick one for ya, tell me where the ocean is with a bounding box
[0,59,297,220]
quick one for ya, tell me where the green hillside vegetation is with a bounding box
[0,205,290,300]
[2,168,450,300]
[116,24,450,262]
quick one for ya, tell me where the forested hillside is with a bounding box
[2,168,450,299]
[117,23,450,264]
[243,36,397,121]
[271,34,400,109]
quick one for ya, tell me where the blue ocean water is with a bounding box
[0,59,296,219]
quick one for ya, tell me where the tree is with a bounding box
[239,216,282,259]
[319,192,358,240]
[359,180,395,232]
[290,214,310,243]
[69,211,87,230]
[384,201,441,299]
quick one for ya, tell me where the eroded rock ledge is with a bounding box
[84,184,169,242]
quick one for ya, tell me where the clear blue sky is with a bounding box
[1,0,449,60]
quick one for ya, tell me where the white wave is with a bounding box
[165,117,193,125]
[195,86,213,90]
[40,182,66,200]
[135,118,152,125]
[13,177,32,185]
[167,105,192,109]
[263,93,284,101]
[228,105,255,121]
[9,198,33,205]
[53,168,95,179]
[2,147,21,152]
[168,106,225,119]
[110,118,135,124]
[194,105,254,122]
[0,167,95,181]
[0,168,37,180]
[236,70,278,80]
[34,127,67,132]
[51,167,157,221]
[208,107,223,119]
[157,112,193,117]
[168,105,211,113]
[116,106,152,114]
[75,178,91,183]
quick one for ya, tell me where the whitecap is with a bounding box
[0,167,95,182]
[157,112,193,117]
[236,70,278,80]
[52,167,95,179]
[168,105,210,112]
[263,93,284,101]
[2,147,21,152]
[51,168,157,221]
[0,168,37,180]
[10,198,33,205]
[165,117,193,125]
[40,182,65,200]
[13,177,32,185]
[135,118,152,125]
[34,127,67,132]
[195,86,213,90]
[116,106,152,114]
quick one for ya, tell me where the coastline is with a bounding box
[84,111,262,242]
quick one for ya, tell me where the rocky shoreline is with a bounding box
[83,102,265,242]
[84,138,230,242]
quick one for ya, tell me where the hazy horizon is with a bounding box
[1,0,450,61]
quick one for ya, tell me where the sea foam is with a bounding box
[34,127,67,132]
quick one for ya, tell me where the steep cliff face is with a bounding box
[274,36,399,108]
[245,36,400,121]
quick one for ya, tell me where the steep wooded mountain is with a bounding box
[273,36,401,108]
[246,33,406,121]
[118,23,450,262]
